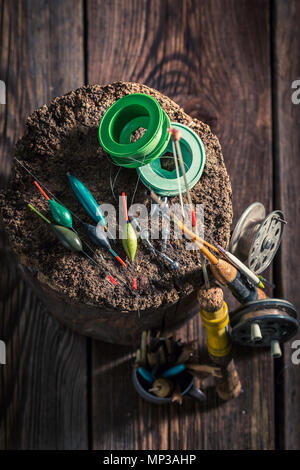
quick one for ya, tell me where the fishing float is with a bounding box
[33,180,126,268]
[121,192,137,262]
[27,203,119,286]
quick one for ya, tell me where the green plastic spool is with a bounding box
[98,93,171,168]
[137,122,206,196]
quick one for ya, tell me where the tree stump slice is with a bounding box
[0,81,232,344]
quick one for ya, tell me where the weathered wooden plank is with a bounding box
[88,0,274,450]
[0,0,87,449]
[273,0,300,450]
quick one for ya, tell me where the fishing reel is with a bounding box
[230,298,298,357]
[229,202,285,274]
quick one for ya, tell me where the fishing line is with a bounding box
[130,150,147,207]
[172,139,184,218]
[109,164,122,202]
[130,173,141,207]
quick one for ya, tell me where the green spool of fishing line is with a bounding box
[137,122,206,196]
[98,93,171,168]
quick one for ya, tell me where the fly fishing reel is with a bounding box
[229,202,285,275]
[230,298,298,357]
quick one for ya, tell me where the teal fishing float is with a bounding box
[49,199,73,228]
[67,172,115,241]
[137,123,206,196]
[67,172,106,226]
[98,93,171,168]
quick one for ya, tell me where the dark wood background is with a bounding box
[0,0,299,450]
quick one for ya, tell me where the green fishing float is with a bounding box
[48,199,73,228]
[121,192,137,262]
[27,204,129,288]
[98,93,171,168]
[28,204,82,252]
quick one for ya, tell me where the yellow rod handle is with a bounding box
[200,301,231,357]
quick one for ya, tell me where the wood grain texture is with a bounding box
[273,0,300,450]
[2,0,298,451]
[88,0,274,450]
[0,0,87,449]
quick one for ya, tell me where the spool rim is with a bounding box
[230,202,266,259]
[98,93,171,167]
[230,298,298,347]
[230,298,297,326]
[137,122,206,196]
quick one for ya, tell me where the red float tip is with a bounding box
[132,278,137,290]
[191,210,197,228]
[116,256,126,268]
[107,275,118,286]
[34,180,50,200]
[122,192,128,222]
